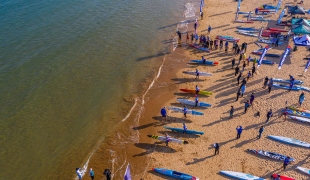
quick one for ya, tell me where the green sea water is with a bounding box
[0,0,200,179]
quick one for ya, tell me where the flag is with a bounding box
[305,60,310,72]
[258,46,269,67]
[278,46,291,69]
[277,9,285,24]
[276,0,282,12]
[124,163,132,180]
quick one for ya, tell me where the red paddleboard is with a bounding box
[267,28,288,32]
[271,174,295,180]
[233,20,254,23]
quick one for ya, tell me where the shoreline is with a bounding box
[87,0,310,179]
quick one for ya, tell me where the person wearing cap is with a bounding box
[161,107,167,123]
[89,168,95,180]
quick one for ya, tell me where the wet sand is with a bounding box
[87,0,310,179]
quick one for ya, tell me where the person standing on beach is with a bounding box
[182,123,187,134]
[283,157,291,170]
[237,72,242,85]
[299,92,305,106]
[186,32,189,43]
[220,39,223,51]
[241,84,246,97]
[165,133,171,146]
[177,31,181,40]
[207,25,212,34]
[250,93,255,107]
[103,169,111,180]
[183,105,188,118]
[257,126,264,139]
[247,71,251,81]
[214,143,220,155]
[268,78,273,93]
[76,168,82,180]
[191,33,194,42]
[225,41,229,54]
[242,53,246,62]
[251,65,256,77]
[230,106,234,118]
[195,69,199,79]
[244,100,250,113]
[288,81,294,92]
[89,168,95,180]
[236,126,243,139]
[195,95,199,107]
[195,85,200,94]
[263,76,269,88]
[241,78,247,86]
[201,56,206,64]
[244,42,248,52]
[161,107,168,123]
[232,58,235,69]
[235,66,240,76]
[279,107,289,120]
[265,109,273,123]
[200,11,203,20]
[194,21,197,31]
[241,42,246,52]
[210,39,213,50]
[236,89,241,101]
[242,61,246,72]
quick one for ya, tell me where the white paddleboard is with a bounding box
[289,115,310,124]
[296,166,310,175]
[268,135,310,148]
[220,171,265,180]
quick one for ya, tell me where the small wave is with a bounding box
[76,151,94,179]
[121,98,138,122]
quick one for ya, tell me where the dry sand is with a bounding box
[141,0,310,179]
[88,0,310,179]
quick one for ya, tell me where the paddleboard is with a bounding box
[233,20,255,23]
[179,88,212,95]
[295,85,310,92]
[288,115,310,124]
[250,18,270,21]
[268,135,310,148]
[168,106,204,115]
[236,26,256,30]
[236,29,260,33]
[220,171,265,180]
[177,98,211,108]
[272,78,303,85]
[251,51,280,57]
[235,11,254,14]
[189,44,210,52]
[190,60,218,65]
[182,71,212,76]
[257,39,284,45]
[271,174,295,180]
[237,31,258,37]
[164,126,204,135]
[285,109,310,118]
[153,168,199,180]
[147,135,188,144]
[267,28,289,32]
[288,106,310,113]
[248,58,274,65]
[296,166,310,176]
[216,35,240,42]
[247,149,295,161]
[273,84,301,91]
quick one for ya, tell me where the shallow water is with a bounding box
[0,0,200,179]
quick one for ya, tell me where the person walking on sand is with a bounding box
[268,78,273,93]
[195,69,199,79]
[236,89,241,101]
[103,169,112,180]
[182,123,187,134]
[76,168,82,180]
[236,126,243,139]
[265,109,273,123]
[214,143,220,155]
[200,11,203,20]
[242,53,246,61]
[235,66,240,76]
[237,72,242,85]
[299,92,305,106]
[279,107,289,120]
[165,133,171,146]
[207,25,212,34]
[244,100,250,113]
[283,156,291,170]
[241,78,247,86]
[161,107,168,123]
[247,71,251,81]
[242,61,246,72]
[241,84,246,97]
[257,126,264,139]
[89,168,95,180]
[250,93,255,107]
[186,32,189,43]
[232,58,236,69]
[183,105,188,118]
[230,106,234,118]
[263,76,269,88]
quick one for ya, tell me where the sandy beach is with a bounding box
[87,0,310,179]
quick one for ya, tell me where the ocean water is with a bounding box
[0,0,200,179]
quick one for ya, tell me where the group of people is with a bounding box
[75,168,111,180]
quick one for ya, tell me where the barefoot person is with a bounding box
[161,107,168,123]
